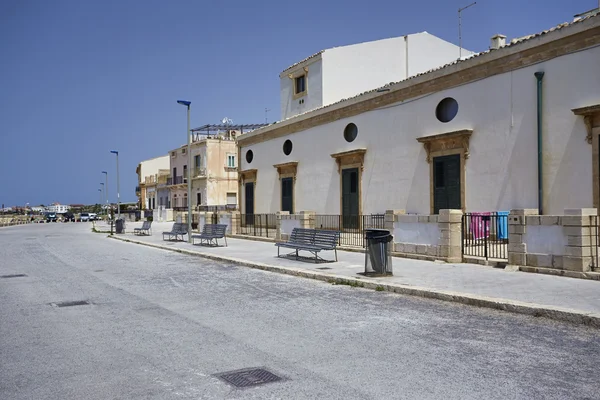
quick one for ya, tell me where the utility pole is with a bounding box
[458,2,476,59]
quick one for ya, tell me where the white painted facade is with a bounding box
[280,32,474,120]
[47,204,70,213]
[241,16,600,216]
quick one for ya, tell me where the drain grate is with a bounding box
[214,367,283,388]
[51,300,90,308]
[1,274,27,278]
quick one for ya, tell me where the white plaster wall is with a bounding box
[406,33,474,77]
[241,46,599,215]
[523,225,566,255]
[322,33,472,107]
[280,59,323,120]
[280,219,301,236]
[141,155,169,180]
[218,214,232,234]
[393,221,440,246]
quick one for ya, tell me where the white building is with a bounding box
[238,13,600,217]
[280,32,474,121]
[47,203,70,214]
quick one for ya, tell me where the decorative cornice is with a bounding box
[572,104,600,144]
[238,168,257,184]
[273,161,298,179]
[416,129,473,163]
[330,148,367,173]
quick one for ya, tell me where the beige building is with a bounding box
[168,124,267,210]
[135,155,170,209]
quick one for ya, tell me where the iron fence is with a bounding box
[240,214,276,238]
[461,212,509,261]
[590,215,599,272]
[313,214,385,248]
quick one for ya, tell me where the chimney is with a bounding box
[490,34,507,50]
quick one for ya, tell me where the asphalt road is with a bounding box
[1,223,599,400]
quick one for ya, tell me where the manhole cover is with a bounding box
[1,274,27,278]
[214,367,283,388]
[316,267,332,270]
[51,300,90,308]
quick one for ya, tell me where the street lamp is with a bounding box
[98,188,102,205]
[110,150,121,221]
[100,183,104,207]
[102,171,108,214]
[177,100,192,243]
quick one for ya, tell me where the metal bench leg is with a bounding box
[224,236,228,247]
[335,248,338,262]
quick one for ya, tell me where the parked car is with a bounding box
[46,213,57,223]
[89,213,98,221]
[80,213,90,222]
[63,212,75,222]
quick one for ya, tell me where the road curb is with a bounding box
[109,235,600,328]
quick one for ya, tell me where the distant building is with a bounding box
[47,203,70,214]
[136,155,170,209]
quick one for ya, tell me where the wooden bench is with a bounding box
[162,222,188,241]
[134,220,152,236]
[275,228,340,263]
[191,224,228,247]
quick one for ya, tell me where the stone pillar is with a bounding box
[438,209,463,263]
[384,209,405,231]
[230,211,240,235]
[276,211,290,241]
[507,209,538,266]
[299,211,315,229]
[562,208,597,272]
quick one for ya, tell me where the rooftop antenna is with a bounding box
[265,108,271,124]
[458,2,476,59]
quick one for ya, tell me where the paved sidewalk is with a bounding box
[97,221,600,326]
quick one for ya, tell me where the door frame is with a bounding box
[331,149,366,217]
[273,162,298,214]
[432,153,462,215]
[417,130,472,214]
[239,169,258,215]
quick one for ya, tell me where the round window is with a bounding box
[344,123,358,142]
[435,97,459,123]
[245,150,254,163]
[283,139,293,155]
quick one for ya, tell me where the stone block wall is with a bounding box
[508,208,598,272]
[388,209,462,262]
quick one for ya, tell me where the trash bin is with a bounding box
[116,218,125,234]
[364,229,393,276]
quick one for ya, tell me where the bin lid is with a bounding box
[365,228,391,239]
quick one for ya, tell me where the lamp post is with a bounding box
[98,188,102,205]
[110,150,121,221]
[100,183,104,209]
[102,171,108,214]
[177,100,192,243]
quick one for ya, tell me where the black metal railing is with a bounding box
[167,176,184,185]
[197,204,238,212]
[461,212,509,261]
[240,214,276,238]
[173,206,188,211]
[589,215,599,272]
[313,214,385,248]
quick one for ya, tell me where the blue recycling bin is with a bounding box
[496,211,509,240]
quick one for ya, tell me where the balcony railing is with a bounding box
[167,176,184,185]
[144,175,157,184]
[192,168,206,178]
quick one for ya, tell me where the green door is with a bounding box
[281,177,293,214]
[433,154,461,214]
[342,168,359,229]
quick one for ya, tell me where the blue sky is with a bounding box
[0,0,595,207]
